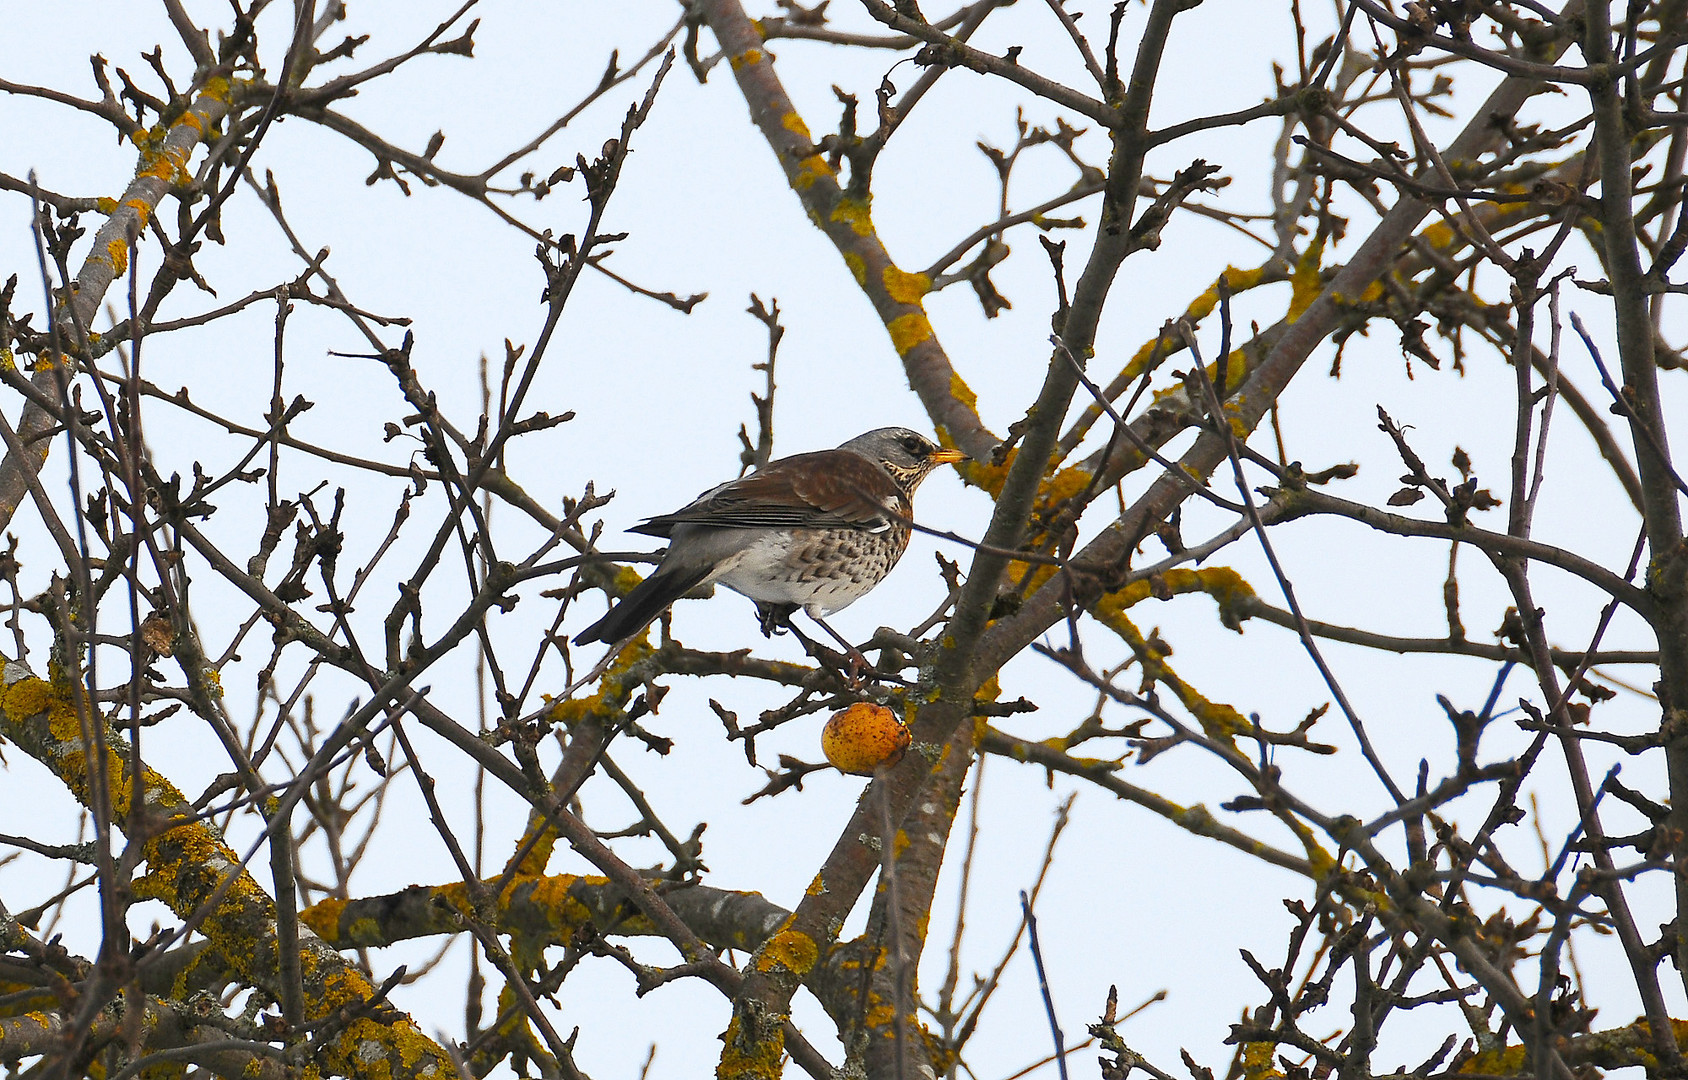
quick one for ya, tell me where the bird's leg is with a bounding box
[805,613,879,687]
[754,604,866,687]
[787,619,859,685]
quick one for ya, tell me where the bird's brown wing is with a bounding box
[631,450,906,537]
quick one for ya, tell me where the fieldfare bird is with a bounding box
[573,427,967,650]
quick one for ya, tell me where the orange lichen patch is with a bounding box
[1086,601,1248,745]
[5,673,90,748]
[299,897,349,940]
[718,1015,785,1079]
[965,444,1015,496]
[96,196,119,215]
[345,913,385,947]
[1066,262,1272,444]
[834,948,888,976]
[972,681,992,742]
[823,704,911,775]
[792,153,834,190]
[134,812,278,927]
[1005,559,1059,601]
[123,198,153,226]
[201,75,232,102]
[130,124,165,154]
[1041,463,1091,506]
[1242,1040,1286,1080]
[780,112,812,140]
[105,240,128,274]
[1300,832,1338,880]
[1101,566,1257,630]
[3,655,451,1078]
[948,372,977,410]
[1187,264,1269,323]
[755,929,819,975]
[1422,219,1459,250]
[923,1028,960,1073]
[805,873,827,897]
[305,873,638,958]
[882,264,931,304]
[548,634,651,727]
[1458,1045,1529,1076]
[139,143,192,186]
[842,251,867,286]
[887,311,933,357]
[3,675,60,729]
[829,197,874,236]
[1113,334,1169,389]
[331,1009,442,1076]
[501,820,559,879]
[729,48,763,70]
[978,455,1096,592]
[1287,236,1324,323]
[520,874,599,936]
[1215,361,1255,398]
[968,446,1088,511]
[487,984,535,1045]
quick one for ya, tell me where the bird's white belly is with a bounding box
[711,529,896,617]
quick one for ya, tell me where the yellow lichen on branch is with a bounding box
[300,872,643,964]
[0,658,453,1080]
[548,631,650,728]
[1087,586,1252,745]
[1066,263,1273,449]
[792,153,834,190]
[1101,567,1258,631]
[1286,236,1325,324]
[1242,1039,1286,1080]
[702,0,993,460]
[882,265,931,304]
[754,928,819,976]
[887,311,933,356]
[829,197,874,237]
[947,372,977,410]
[1456,1017,1688,1075]
[717,1013,785,1080]
[967,444,1092,506]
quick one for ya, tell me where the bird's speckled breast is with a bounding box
[713,526,909,617]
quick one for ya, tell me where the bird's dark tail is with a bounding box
[573,564,712,645]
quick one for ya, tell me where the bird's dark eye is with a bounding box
[901,436,924,455]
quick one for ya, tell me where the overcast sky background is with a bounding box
[1,2,1682,1077]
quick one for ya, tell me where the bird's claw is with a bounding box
[757,604,797,638]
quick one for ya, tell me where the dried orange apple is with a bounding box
[821,703,911,776]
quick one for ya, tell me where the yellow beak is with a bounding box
[929,448,969,466]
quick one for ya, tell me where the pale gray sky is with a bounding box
[0,3,1679,1077]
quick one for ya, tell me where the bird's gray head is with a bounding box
[839,427,969,491]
